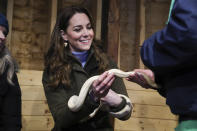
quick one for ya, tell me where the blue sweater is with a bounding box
[141,0,197,116]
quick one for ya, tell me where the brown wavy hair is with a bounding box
[44,6,109,88]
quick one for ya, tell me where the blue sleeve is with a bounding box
[141,0,197,75]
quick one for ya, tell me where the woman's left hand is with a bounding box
[100,89,122,107]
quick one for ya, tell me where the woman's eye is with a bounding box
[74,28,81,32]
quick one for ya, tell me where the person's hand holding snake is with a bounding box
[90,71,122,107]
[126,69,155,89]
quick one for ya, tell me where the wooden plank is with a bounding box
[20,84,164,104]
[17,70,43,86]
[22,100,176,120]
[16,57,44,71]
[17,69,152,91]
[114,117,177,131]
[21,84,174,120]
[21,114,177,131]
[95,0,102,40]
[132,104,177,120]
[22,114,176,131]
[21,85,46,101]
[22,116,54,131]
[139,0,146,69]
[50,0,57,35]
[135,0,146,69]
[22,101,51,116]
[20,83,165,105]
[107,0,120,63]
[139,0,146,47]
[124,79,154,91]
[6,0,14,49]
[128,90,166,105]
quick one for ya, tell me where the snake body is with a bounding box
[68,69,158,112]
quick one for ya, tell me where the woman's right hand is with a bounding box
[91,71,115,99]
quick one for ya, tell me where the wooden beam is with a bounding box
[118,32,120,68]
[107,0,120,63]
[22,116,54,130]
[139,0,146,47]
[50,0,57,35]
[6,0,14,50]
[136,0,146,69]
[46,0,57,52]
[95,0,102,40]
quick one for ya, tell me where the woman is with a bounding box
[42,6,132,131]
[0,13,22,130]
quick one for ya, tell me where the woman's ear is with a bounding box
[60,30,68,41]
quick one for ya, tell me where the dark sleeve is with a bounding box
[0,72,22,130]
[140,0,197,75]
[0,73,9,107]
[154,74,166,98]
[42,70,99,129]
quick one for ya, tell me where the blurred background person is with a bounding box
[0,13,22,131]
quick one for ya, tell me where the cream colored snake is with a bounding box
[68,69,158,112]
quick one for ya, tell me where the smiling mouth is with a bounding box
[79,40,90,44]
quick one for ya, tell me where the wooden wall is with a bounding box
[114,80,178,131]
[9,0,98,71]
[11,0,50,70]
[114,0,178,131]
[119,0,138,70]
[18,70,178,131]
[18,70,53,131]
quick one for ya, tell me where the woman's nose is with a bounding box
[82,29,89,36]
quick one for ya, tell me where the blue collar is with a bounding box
[72,51,88,67]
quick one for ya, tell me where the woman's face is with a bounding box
[0,25,6,53]
[62,13,94,52]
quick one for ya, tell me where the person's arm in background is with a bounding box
[141,0,197,75]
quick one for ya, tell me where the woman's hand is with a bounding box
[92,71,115,99]
[100,89,122,107]
[126,69,155,89]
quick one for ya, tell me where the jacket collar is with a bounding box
[66,47,99,74]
